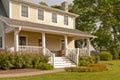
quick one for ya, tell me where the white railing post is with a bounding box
[76,48,79,66]
[53,53,55,68]
[64,35,68,56]
[87,38,90,56]
[42,32,46,55]
[14,28,20,52]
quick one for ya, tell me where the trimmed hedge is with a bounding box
[65,63,107,72]
[78,56,99,66]
[99,52,113,61]
[0,51,53,70]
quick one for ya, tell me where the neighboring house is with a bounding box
[0,0,96,68]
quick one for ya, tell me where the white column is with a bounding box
[42,32,46,55]
[87,38,90,56]
[2,26,5,50]
[64,35,68,56]
[14,30,19,52]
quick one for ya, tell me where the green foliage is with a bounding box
[51,5,61,9]
[0,52,51,70]
[99,52,113,61]
[78,56,99,66]
[109,44,120,60]
[71,0,120,59]
[36,63,53,70]
[39,2,48,6]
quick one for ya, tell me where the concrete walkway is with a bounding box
[0,68,64,78]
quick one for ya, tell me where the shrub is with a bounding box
[0,52,13,70]
[99,52,113,61]
[36,63,53,70]
[0,52,52,70]
[78,56,99,66]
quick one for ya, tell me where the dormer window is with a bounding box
[52,12,57,23]
[21,5,29,18]
[38,9,44,20]
[64,15,69,25]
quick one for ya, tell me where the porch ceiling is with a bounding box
[0,15,96,39]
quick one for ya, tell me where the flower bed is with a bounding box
[65,63,107,72]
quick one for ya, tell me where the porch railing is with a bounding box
[67,48,88,66]
[19,46,42,53]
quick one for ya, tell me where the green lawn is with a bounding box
[0,60,120,80]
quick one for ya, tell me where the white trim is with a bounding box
[9,1,12,18]
[37,8,45,22]
[12,25,96,38]
[19,35,28,46]
[20,4,30,19]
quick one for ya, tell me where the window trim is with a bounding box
[64,15,69,25]
[20,4,30,18]
[37,8,45,21]
[52,12,58,23]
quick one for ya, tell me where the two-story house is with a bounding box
[0,0,96,68]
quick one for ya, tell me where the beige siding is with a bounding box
[1,0,9,17]
[5,31,75,51]
[5,32,14,48]
[11,1,75,29]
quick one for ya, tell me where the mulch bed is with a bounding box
[0,69,42,74]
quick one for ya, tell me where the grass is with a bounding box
[0,60,120,80]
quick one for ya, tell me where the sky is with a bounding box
[28,0,73,6]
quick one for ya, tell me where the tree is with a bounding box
[71,0,120,59]
[51,5,61,9]
[39,2,48,6]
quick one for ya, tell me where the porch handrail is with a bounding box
[45,48,55,67]
[67,48,89,66]
[67,48,79,66]
[19,46,42,53]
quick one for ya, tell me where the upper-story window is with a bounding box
[52,12,57,23]
[21,5,29,18]
[38,9,44,20]
[64,15,69,25]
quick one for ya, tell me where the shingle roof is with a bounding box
[0,15,96,38]
[0,0,7,17]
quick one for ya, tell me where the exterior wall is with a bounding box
[1,0,9,17]
[5,32,14,49]
[5,31,75,51]
[11,1,75,29]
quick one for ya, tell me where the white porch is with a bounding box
[5,27,91,68]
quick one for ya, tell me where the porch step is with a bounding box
[54,57,76,68]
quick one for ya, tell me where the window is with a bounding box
[19,36,26,45]
[0,36,2,48]
[52,12,57,23]
[61,40,65,50]
[21,5,29,18]
[64,15,69,25]
[38,9,44,20]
